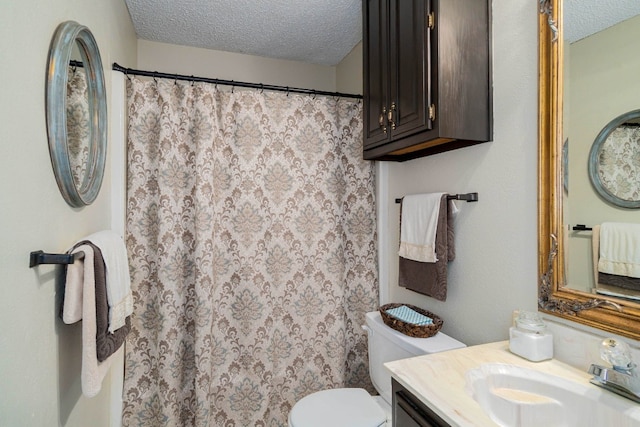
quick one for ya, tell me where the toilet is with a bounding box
[288,310,466,427]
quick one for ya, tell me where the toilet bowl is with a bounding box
[288,311,466,427]
[288,388,388,427]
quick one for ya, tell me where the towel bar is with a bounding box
[29,250,78,268]
[572,224,593,231]
[395,192,478,204]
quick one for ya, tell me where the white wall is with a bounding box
[336,43,363,94]
[382,0,540,346]
[334,5,540,348]
[137,39,337,92]
[0,1,136,426]
[565,15,640,290]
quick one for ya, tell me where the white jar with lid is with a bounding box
[509,311,553,362]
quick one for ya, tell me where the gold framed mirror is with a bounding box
[538,0,640,339]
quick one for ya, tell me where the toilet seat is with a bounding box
[288,388,387,427]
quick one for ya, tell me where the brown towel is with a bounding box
[62,241,130,362]
[83,241,131,362]
[598,272,640,292]
[398,194,455,301]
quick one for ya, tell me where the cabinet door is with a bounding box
[363,0,390,149]
[388,0,432,140]
[393,379,451,427]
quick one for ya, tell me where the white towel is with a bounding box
[399,193,445,263]
[80,231,133,332]
[63,245,117,397]
[592,224,601,288]
[598,222,640,278]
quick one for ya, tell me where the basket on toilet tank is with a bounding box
[379,303,443,338]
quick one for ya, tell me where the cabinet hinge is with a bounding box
[427,11,435,30]
[429,104,436,121]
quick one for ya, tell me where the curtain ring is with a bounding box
[286,87,290,97]
[260,83,264,94]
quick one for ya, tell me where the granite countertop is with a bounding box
[384,341,598,427]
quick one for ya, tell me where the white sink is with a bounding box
[466,363,640,427]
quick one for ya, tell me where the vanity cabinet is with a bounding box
[392,379,451,426]
[362,0,492,161]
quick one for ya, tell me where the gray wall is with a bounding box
[0,1,136,425]
[382,0,540,346]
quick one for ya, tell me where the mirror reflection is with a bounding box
[562,3,640,297]
[588,110,640,209]
[66,48,90,188]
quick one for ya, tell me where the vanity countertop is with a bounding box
[384,341,598,427]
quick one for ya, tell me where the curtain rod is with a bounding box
[112,63,363,100]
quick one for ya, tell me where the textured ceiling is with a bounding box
[124,0,362,66]
[124,0,640,65]
[565,0,640,43]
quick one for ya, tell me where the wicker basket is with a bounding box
[379,303,443,338]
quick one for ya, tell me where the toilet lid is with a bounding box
[289,388,387,427]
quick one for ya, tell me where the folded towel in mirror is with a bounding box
[598,272,640,292]
[598,222,640,278]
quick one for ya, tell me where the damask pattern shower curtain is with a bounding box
[122,75,378,426]
[596,125,640,201]
[66,67,89,185]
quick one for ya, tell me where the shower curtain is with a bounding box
[121,75,378,426]
[597,124,640,201]
[66,66,89,185]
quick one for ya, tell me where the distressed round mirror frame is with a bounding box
[538,0,640,340]
[588,109,640,209]
[45,21,107,207]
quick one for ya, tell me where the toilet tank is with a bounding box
[364,311,466,405]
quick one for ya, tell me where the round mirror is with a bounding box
[45,21,107,207]
[588,109,640,209]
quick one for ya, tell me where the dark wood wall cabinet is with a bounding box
[392,379,451,427]
[362,0,492,161]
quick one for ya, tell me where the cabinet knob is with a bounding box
[379,108,387,134]
[388,103,397,130]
